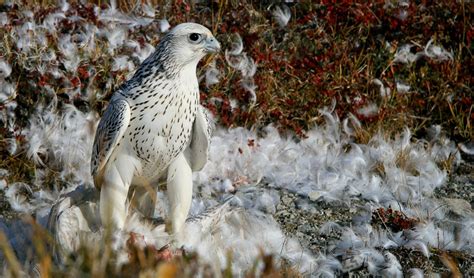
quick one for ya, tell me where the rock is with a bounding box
[308,191,321,201]
[324,208,333,216]
[281,194,293,206]
[300,223,313,233]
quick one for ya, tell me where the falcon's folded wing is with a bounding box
[91,99,131,188]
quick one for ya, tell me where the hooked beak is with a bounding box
[205,37,221,53]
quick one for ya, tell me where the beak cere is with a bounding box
[205,37,221,53]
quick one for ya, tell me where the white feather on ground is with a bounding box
[0,4,471,276]
[0,101,471,276]
[272,5,291,28]
[0,59,12,79]
[225,34,258,102]
[44,184,315,276]
[393,39,454,64]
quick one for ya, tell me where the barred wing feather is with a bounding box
[91,99,130,188]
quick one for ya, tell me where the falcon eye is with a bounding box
[188,33,202,43]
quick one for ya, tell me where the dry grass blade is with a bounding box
[25,216,54,277]
[0,231,21,278]
[440,251,462,278]
[156,262,178,278]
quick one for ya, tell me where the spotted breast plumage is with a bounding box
[91,23,220,237]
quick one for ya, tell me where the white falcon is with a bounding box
[91,23,219,236]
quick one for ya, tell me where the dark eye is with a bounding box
[188,33,202,42]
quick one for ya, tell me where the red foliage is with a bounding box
[372,207,419,233]
[77,66,90,79]
[38,75,49,87]
[70,76,81,88]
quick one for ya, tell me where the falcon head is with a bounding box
[163,23,220,67]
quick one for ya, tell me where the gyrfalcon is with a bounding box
[91,23,220,238]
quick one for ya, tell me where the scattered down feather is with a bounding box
[45,185,316,276]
